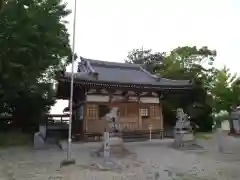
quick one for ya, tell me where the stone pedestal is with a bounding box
[93,137,130,157]
[108,137,123,146]
[93,106,131,158]
[174,131,198,149]
[107,137,125,153]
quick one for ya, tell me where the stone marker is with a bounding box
[34,132,45,150]
[230,107,240,134]
[39,125,46,139]
[216,127,224,153]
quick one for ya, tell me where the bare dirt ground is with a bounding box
[1,135,240,180]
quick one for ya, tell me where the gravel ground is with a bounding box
[0,136,240,180]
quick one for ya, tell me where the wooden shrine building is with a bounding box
[56,57,193,138]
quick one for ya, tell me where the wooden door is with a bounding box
[118,103,138,130]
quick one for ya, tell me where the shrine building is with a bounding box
[56,57,193,137]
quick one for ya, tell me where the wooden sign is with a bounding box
[111,95,124,102]
[111,95,138,103]
[127,96,138,102]
[100,88,108,94]
[128,91,136,95]
[113,90,122,95]
[152,92,158,97]
[87,89,96,94]
[140,92,148,96]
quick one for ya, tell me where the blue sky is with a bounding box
[50,0,240,114]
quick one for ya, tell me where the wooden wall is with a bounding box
[83,95,164,133]
[140,103,163,130]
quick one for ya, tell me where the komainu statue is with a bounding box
[93,95,130,158]
[174,108,194,148]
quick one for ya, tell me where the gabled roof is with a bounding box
[59,57,192,90]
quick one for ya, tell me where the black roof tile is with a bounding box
[62,57,192,88]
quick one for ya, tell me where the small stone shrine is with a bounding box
[173,108,194,148]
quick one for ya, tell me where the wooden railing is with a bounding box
[46,114,70,125]
[45,114,70,139]
[118,122,138,131]
[84,129,174,142]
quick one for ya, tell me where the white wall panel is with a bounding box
[140,97,159,104]
[86,95,109,102]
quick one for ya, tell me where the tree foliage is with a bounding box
[210,67,240,132]
[126,46,240,131]
[211,67,240,113]
[0,0,3,13]
[125,48,164,73]
[0,0,73,131]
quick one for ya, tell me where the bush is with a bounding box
[0,131,32,147]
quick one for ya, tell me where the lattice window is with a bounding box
[151,105,158,117]
[87,104,98,119]
[140,108,149,118]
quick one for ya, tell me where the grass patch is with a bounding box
[0,131,32,147]
[196,133,213,140]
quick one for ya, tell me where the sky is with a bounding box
[50,0,240,114]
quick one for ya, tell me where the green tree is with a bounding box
[0,0,3,13]
[126,46,217,131]
[211,67,240,132]
[160,46,217,131]
[211,67,234,113]
[125,48,164,73]
[0,0,73,131]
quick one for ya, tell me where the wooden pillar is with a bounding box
[137,93,142,129]
[159,92,164,130]
[159,103,164,130]
[108,89,113,104]
[83,89,88,133]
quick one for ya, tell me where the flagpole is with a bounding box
[61,0,77,166]
[68,0,77,160]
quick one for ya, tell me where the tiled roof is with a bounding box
[62,57,192,88]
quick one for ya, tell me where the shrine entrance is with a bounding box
[118,103,139,131]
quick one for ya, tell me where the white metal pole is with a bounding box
[149,125,152,141]
[67,0,77,161]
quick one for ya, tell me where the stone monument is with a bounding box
[173,108,194,148]
[230,107,240,134]
[34,126,46,150]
